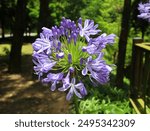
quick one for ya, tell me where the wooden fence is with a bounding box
[130,38,150,114]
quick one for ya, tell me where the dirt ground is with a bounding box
[0,56,70,114]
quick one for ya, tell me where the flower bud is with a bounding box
[68,53,72,63]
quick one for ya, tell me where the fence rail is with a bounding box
[130,38,150,114]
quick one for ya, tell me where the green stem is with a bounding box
[73,96,79,114]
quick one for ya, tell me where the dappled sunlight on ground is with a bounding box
[0,55,70,114]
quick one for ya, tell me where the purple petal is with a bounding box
[47,72,64,81]
[58,84,70,92]
[42,77,50,83]
[59,71,70,91]
[69,67,74,73]
[78,17,82,25]
[71,77,76,85]
[32,41,42,51]
[57,42,61,51]
[79,19,100,41]
[42,61,56,72]
[51,81,57,91]
[73,88,82,99]
[42,27,53,37]
[75,83,87,96]
[138,2,150,22]
[56,52,64,59]
[91,69,110,85]
[80,58,84,65]
[82,44,97,54]
[66,87,74,101]
[82,67,88,76]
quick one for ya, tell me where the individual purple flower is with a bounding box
[82,33,116,54]
[32,52,56,78]
[82,44,98,55]
[58,72,87,100]
[82,53,112,84]
[41,27,62,52]
[78,18,101,42]
[90,66,112,85]
[32,34,53,54]
[138,1,150,22]
[41,27,53,38]
[32,51,49,60]
[42,73,63,91]
[90,33,116,49]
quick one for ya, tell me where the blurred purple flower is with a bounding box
[138,1,150,22]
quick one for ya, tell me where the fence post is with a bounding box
[130,37,143,98]
[142,52,150,113]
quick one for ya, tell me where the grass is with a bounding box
[0,43,33,56]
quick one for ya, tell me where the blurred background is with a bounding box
[0,0,150,114]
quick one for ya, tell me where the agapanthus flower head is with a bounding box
[32,17,116,100]
[138,1,150,22]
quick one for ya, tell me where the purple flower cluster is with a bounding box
[138,1,150,22]
[32,17,116,101]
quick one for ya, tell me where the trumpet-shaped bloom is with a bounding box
[58,73,87,100]
[82,33,116,54]
[78,19,101,42]
[82,53,112,84]
[32,17,115,100]
[42,73,63,91]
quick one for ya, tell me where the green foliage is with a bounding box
[80,0,123,35]
[79,97,101,114]
[49,0,85,25]
[56,38,88,73]
[49,0,67,25]
[26,0,39,31]
[77,85,133,114]
[0,0,16,32]
[27,0,39,20]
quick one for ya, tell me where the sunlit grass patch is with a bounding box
[0,44,11,56]
[22,44,33,55]
[0,43,33,56]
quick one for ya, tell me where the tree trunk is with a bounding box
[38,0,50,34]
[9,0,28,73]
[0,0,6,39]
[116,0,131,88]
